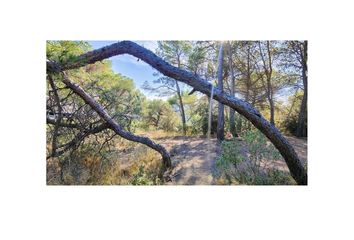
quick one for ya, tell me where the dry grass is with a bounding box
[47,132,165,185]
[135,129,178,140]
[99,145,163,185]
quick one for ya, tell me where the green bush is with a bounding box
[131,165,161,185]
[216,141,245,168]
[243,129,282,161]
[216,129,294,185]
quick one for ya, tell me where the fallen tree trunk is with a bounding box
[47,41,307,185]
[48,71,172,169]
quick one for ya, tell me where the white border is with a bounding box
[1,0,353,239]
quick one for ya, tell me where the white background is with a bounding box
[0,0,353,239]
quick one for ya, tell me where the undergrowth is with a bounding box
[47,136,164,185]
[216,129,296,185]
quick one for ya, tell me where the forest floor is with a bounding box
[159,136,220,185]
[155,135,307,185]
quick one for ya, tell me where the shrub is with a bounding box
[243,129,282,162]
[216,141,245,168]
[131,165,161,185]
[216,129,294,185]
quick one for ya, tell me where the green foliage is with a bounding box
[243,129,282,161]
[157,41,192,66]
[46,41,91,63]
[217,141,245,167]
[47,41,146,184]
[188,44,207,74]
[281,91,307,136]
[265,169,294,185]
[283,115,300,136]
[216,129,294,185]
[141,99,178,131]
[131,165,161,185]
[168,91,205,134]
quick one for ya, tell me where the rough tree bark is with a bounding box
[217,43,225,141]
[47,69,172,169]
[243,44,252,131]
[47,41,307,185]
[228,42,236,136]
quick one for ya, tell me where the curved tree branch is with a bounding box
[54,72,171,169]
[47,41,307,185]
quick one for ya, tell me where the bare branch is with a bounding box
[47,75,62,158]
[58,72,171,169]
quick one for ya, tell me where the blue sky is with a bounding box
[87,41,291,104]
[88,41,159,98]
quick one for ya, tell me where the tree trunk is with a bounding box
[228,42,236,136]
[259,41,275,126]
[217,43,225,141]
[48,40,307,185]
[297,92,307,137]
[175,80,187,135]
[267,41,275,126]
[266,78,275,126]
[244,46,252,131]
[296,41,308,137]
[269,95,275,126]
[237,114,242,132]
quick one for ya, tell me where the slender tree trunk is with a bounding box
[296,41,308,137]
[297,92,307,137]
[48,40,308,184]
[266,41,275,126]
[269,95,275,125]
[217,43,225,141]
[259,41,275,126]
[245,45,251,105]
[175,81,187,135]
[228,42,236,136]
[237,114,242,132]
[266,77,275,126]
[245,45,252,131]
[176,57,187,135]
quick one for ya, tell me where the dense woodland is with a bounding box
[46,40,307,185]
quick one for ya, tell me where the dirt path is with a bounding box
[158,136,220,185]
[155,135,307,185]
